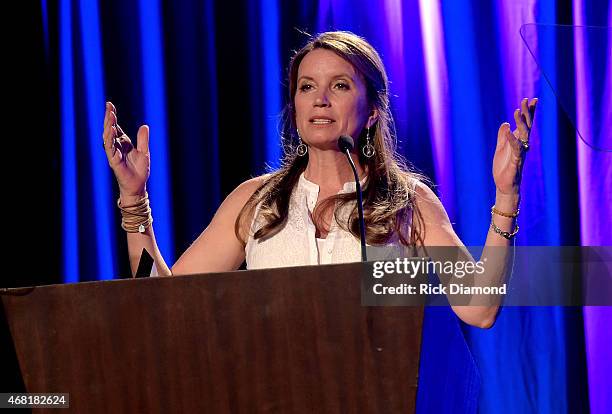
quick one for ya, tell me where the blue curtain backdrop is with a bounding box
[34,0,612,412]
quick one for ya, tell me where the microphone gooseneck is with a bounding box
[337,135,367,262]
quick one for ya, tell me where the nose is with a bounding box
[313,90,330,107]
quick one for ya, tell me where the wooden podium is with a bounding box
[1,262,424,413]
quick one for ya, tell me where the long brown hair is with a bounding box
[235,31,427,247]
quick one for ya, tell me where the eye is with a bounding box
[299,83,313,92]
[334,82,350,90]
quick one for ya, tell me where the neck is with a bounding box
[303,147,366,192]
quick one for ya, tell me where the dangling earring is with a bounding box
[296,129,308,157]
[362,126,375,158]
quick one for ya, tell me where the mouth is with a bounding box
[309,117,336,126]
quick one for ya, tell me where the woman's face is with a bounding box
[294,48,373,150]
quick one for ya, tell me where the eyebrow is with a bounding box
[297,74,355,83]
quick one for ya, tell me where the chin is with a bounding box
[306,137,341,150]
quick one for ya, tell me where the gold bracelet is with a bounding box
[491,205,519,218]
[118,193,153,233]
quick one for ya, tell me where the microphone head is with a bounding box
[338,135,355,152]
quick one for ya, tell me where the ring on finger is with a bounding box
[518,138,529,151]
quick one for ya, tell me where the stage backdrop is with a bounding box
[21,0,612,412]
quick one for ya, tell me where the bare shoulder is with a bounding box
[221,173,272,213]
[220,173,273,239]
[412,180,461,246]
[413,181,445,212]
[238,173,272,194]
[170,173,273,275]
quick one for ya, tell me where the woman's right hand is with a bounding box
[103,102,151,198]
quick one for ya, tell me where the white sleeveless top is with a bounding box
[245,172,412,269]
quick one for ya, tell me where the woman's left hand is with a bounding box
[493,97,538,195]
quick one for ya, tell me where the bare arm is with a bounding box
[120,176,265,277]
[169,177,265,275]
[416,97,537,328]
[414,182,518,328]
[103,101,266,277]
[120,192,172,276]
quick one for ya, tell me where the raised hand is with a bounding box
[493,97,538,195]
[102,102,151,197]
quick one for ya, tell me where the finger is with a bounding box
[496,122,511,151]
[514,108,529,140]
[103,115,119,147]
[107,111,127,140]
[528,97,538,122]
[103,122,114,148]
[108,136,123,165]
[507,125,523,154]
[103,102,110,128]
[137,125,150,154]
[103,126,119,164]
[104,110,116,132]
[106,102,119,129]
[520,98,531,128]
[110,127,121,158]
[110,126,120,150]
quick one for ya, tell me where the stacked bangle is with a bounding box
[117,193,153,233]
[490,205,519,240]
[491,205,519,218]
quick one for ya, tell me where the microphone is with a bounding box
[338,135,354,152]
[337,135,367,262]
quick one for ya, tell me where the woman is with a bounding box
[103,31,536,328]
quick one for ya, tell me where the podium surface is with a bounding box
[2,262,423,413]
